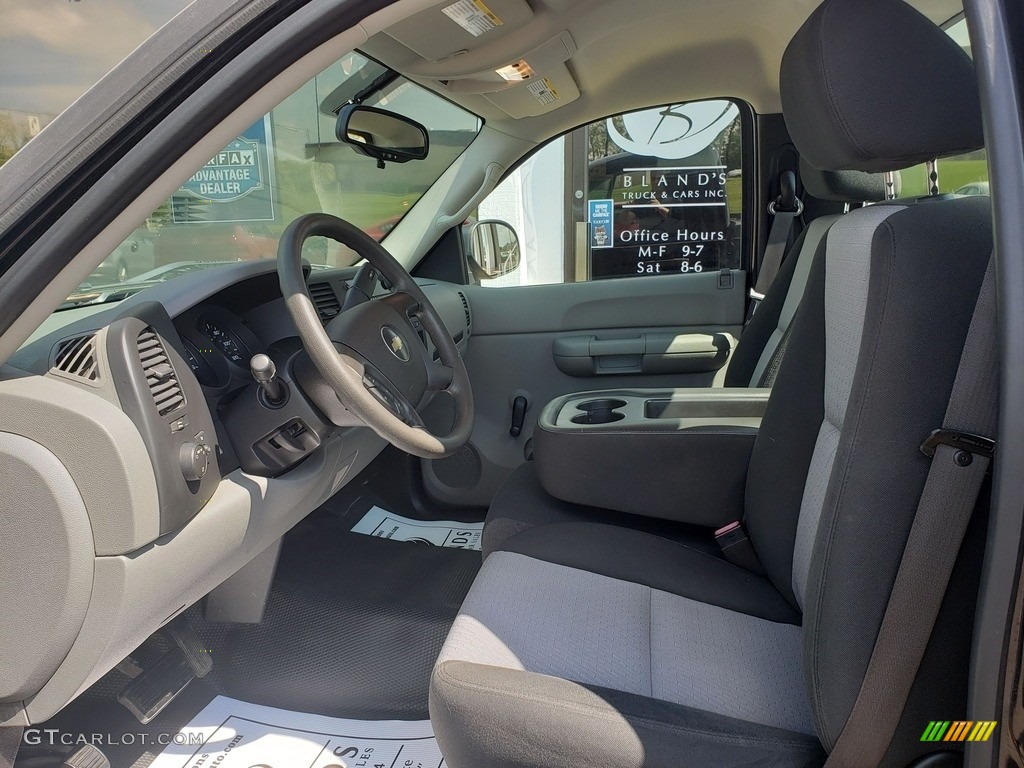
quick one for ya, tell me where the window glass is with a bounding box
[897,18,988,199]
[0,0,194,167]
[64,53,481,307]
[585,101,743,279]
[475,99,745,287]
[897,149,988,197]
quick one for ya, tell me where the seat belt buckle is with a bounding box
[747,288,765,320]
[920,429,995,461]
[714,521,766,576]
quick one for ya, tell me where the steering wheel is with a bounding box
[278,213,473,459]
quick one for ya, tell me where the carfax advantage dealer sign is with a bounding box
[173,115,276,224]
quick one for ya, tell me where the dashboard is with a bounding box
[0,260,472,724]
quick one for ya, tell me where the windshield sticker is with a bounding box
[150,696,446,768]
[588,199,614,249]
[174,115,276,224]
[442,0,503,37]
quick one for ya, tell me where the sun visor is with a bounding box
[385,0,534,63]
[479,63,580,118]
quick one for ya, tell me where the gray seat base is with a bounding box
[430,548,823,768]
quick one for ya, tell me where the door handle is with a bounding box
[552,333,734,376]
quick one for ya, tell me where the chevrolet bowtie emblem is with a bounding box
[381,326,411,362]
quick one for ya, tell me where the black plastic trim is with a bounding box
[963,1,1024,765]
[413,226,472,285]
[106,301,222,536]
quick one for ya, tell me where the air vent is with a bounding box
[309,282,341,321]
[137,328,185,416]
[52,334,99,382]
[456,291,472,330]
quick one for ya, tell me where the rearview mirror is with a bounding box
[467,220,521,281]
[336,104,429,168]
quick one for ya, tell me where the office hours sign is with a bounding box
[587,101,740,279]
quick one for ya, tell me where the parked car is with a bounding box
[955,180,990,196]
[81,233,155,286]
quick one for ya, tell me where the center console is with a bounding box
[532,388,770,527]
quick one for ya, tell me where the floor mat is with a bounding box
[196,523,480,721]
[150,696,444,768]
[24,512,479,768]
[350,506,483,550]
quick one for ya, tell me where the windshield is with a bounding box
[57,52,480,308]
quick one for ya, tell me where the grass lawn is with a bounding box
[896,159,987,196]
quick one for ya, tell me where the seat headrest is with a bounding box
[781,0,983,172]
[799,158,898,202]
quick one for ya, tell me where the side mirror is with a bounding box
[336,104,429,168]
[467,220,521,281]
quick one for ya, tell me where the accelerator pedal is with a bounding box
[165,616,213,678]
[118,616,211,724]
[62,744,110,768]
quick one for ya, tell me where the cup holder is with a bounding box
[571,398,627,425]
[576,398,627,412]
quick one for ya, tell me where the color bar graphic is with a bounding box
[920,721,997,742]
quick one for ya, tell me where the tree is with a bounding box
[0,114,33,168]
[713,119,742,172]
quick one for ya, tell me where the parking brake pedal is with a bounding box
[118,617,211,724]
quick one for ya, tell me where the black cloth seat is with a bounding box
[482,151,896,561]
[482,461,721,559]
[431,2,992,767]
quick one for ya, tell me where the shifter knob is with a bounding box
[250,353,287,405]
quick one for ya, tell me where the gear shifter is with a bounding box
[250,353,287,406]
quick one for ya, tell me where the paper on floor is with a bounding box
[150,695,445,768]
[350,506,482,550]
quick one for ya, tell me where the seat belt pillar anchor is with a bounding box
[919,429,995,461]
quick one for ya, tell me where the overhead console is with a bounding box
[373,0,581,118]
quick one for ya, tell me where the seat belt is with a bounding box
[748,170,803,319]
[825,257,998,768]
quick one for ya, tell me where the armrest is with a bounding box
[532,389,765,527]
